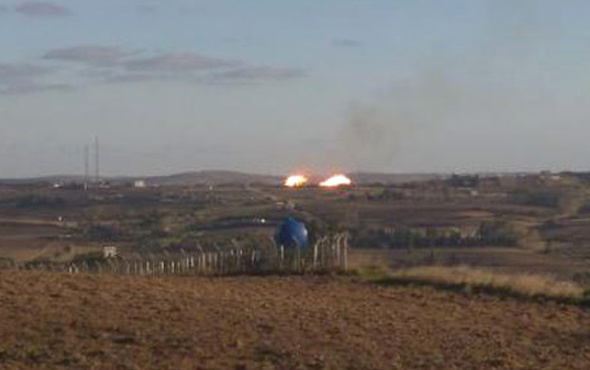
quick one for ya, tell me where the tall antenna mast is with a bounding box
[84,144,89,190]
[94,135,100,183]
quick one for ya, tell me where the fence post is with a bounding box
[335,235,341,270]
[250,249,256,273]
[343,234,349,271]
[313,240,319,270]
[206,252,211,274]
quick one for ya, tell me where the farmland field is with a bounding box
[2,174,590,277]
[0,271,589,370]
[1,175,590,369]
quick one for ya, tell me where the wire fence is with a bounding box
[1,233,349,277]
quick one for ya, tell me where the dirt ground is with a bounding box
[0,272,588,370]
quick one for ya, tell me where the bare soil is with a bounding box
[0,271,588,369]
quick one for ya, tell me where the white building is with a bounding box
[102,246,118,258]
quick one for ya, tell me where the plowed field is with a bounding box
[0,272,588,369]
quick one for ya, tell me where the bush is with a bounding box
[508,188,560,208]
[84,223,125,241]
[573,272,590,287]
[71,251,106,264]
[577,202,590,214]
[352,221,518,249]
[387,266,585,301]
[0,257,15,269]
[14,195,66,209]
[446,174,480,188]
[476,221,518,246]
[367,189,406,201]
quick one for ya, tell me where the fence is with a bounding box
[2,233,349,277]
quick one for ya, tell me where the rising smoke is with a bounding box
[325,0,589,173]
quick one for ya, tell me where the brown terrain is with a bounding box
[0,271,588,370]
[1,174,590,369]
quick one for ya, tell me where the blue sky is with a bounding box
[1,0,590,177]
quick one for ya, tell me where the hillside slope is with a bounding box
[144,170,281,186]
[0,170,281,186]
[0,272,588,369]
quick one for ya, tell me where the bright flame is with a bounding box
[320,174,352,187]
[284,175,308,187]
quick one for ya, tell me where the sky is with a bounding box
[1,0,590,178]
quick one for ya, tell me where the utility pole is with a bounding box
[84,144,89,190]
[94,135,100,184]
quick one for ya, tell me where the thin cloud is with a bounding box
[1,83,74,96]
[213,66,307,82]
[0,62,72,95]
[8,46,307,92]
[14,2,71,16]
[124,52,242,72]
[43,46,134,65]
[331,38,363,48]
[0,63,49,83]
[104,73,163,84]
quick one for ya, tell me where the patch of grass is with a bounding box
[349,263,391,281]
[375,265,588,304]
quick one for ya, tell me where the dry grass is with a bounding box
[385,265,587,301]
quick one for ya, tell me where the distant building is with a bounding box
[446,174,480,188]
[540,171,562,183]
[102,246,118,258]
[134,180,147,188]
[276,200,295,211]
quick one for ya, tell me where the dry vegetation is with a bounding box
[1,271,590,369]
[382,265,587,302]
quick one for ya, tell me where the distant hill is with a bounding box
[0,170,281,186]
[349,172,444,184]
[0,175,89,185]
[143,170,282,186]
[0,170,446,186]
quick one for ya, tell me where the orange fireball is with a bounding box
[284,175,308,187]
[320,174,352,187]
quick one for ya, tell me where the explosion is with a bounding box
[319,174,352,187]
[284,175,308,187]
